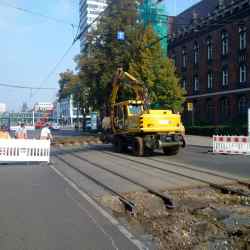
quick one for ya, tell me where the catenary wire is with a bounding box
[0,82,56,90]
[0,0,77,28]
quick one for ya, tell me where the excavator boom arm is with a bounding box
[110,68,148,105]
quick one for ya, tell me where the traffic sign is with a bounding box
[187,102,193,111]
[91,112,98,130]
[117,31,125,41]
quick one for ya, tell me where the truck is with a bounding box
[102,68,186,156]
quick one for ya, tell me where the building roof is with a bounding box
[174,0,231,31]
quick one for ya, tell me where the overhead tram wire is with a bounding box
[0,0,77,28]
[0,82,56,90]
[31,4,112,99]
[30,1,126,100]
[30,42,76,100]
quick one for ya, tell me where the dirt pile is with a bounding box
[101,187,250,250]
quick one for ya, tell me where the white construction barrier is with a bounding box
[10,126,35,131]
[213,135,250,155]
[0,139,50,163]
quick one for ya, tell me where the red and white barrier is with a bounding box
[0,139,50,163]
[213,135,250,155]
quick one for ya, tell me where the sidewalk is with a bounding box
[185,135,212,148]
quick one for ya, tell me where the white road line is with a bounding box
[65,189,119,250]
[48,164,147,250]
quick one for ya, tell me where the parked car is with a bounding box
[85,120,91,130]
[35,122,45,129]
[51,123,60,130]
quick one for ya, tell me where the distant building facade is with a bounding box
[168,0,250,126]
[57,95,83,126]
[79,0,107,51]
[0,103,6,113]
[34,102,54,112]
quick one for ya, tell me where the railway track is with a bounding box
[53,150,175,215]
[100,150,250,197]
[53,153,136,213]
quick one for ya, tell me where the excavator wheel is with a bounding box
[114,136,127,153]
[132,137,144,156]
[163,146,180,156]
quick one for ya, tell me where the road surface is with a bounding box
[0,163,142,250]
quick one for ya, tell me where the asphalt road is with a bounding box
[1,129,249,250]
[165,145,250,179]
[0,163,141,250]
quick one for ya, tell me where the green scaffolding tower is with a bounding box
[139,0,168,55]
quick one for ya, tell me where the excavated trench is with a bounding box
[99,187,250,250]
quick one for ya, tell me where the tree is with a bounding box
[58,69,77,100]
[76,0,141,115]
[61,0,185,116]
[129,26,185,111]
[21,102,28,112]
[58,69,89,120]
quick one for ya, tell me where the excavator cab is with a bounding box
[112,100,144,132]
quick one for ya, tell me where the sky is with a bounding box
[0,0,200,111]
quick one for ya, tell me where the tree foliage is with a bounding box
[75,0,141,115]
[21,102,29,112]
[59,0,185,115]
[129,26,185,111]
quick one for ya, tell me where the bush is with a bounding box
[185,125,248,136]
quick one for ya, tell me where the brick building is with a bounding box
[168,0,250,127]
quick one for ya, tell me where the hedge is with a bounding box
[185,126,248,137]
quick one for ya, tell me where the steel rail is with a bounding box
[53,153,136,213]
[102,151,250,197]
[150,157,250,189]
[56,149,175,209]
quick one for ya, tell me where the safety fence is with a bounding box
[213,135,250,155]
[0,139,50,163]
[10,126,35,131]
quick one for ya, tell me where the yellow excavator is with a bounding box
[102,68,185,156]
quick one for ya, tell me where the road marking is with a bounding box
[48,164,147,250]
[65,189,119,250]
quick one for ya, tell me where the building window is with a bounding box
[239,26,247,50]
[182,79,187,90]
[182,48,187,68]
[206,99,214,123]
[193,42,199,65]
[208,72,213,89]
[207,38,212,61]
[238,96,248,114]
[222,68,229,86]
[220,98,230,120]
[221,31,229,56]
[172,54,176,65]
[194,76,199,91]
[240,64,247,83]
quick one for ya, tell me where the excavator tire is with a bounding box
[132,137,144,156]
[114,136,126,153]
[163,146,180,156]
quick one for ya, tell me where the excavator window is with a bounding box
[128,105,143,115]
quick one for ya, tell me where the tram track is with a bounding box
[53,150,175,214]
[150,157,250,189]
[53,153,136,213]
[100,151,250,197]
